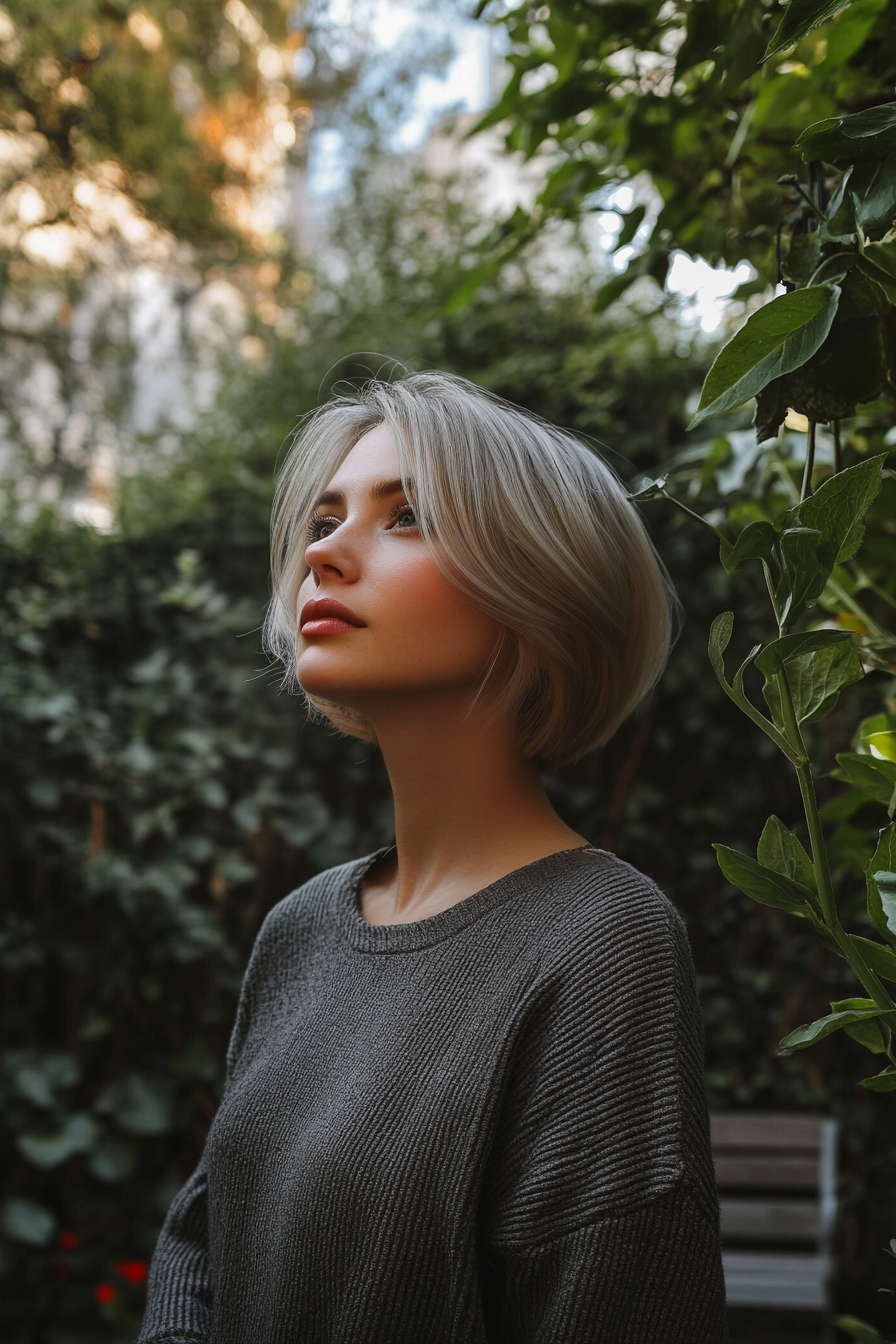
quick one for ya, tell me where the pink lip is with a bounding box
[299,597,366,636]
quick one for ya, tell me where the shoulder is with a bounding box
[258,853,364,936]
[225,852,379,1068]
[510,847,702,1043]
[526,846,689,971]
[241,850,380,984]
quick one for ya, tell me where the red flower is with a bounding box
[114,1259,148,1285]
[58,1231,78,1250]
[94,1282,116,1305]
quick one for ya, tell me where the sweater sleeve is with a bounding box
[485,1185,726,1343]
[479,861,728,1343]
[136,1158,211,1344]
[137,899,281,1344]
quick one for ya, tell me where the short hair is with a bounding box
[264,369,676,768]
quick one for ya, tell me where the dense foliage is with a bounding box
[470,0,896,305]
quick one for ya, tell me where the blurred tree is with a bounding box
[0,0,314,249]
[0,0,455,522]
[0,0,316,520]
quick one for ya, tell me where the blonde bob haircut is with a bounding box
[265,369,676,768]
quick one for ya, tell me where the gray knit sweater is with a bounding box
[138,845,728,1343]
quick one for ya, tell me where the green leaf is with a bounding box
[87,1135,139,1182]
[808,251,858,287]
[754,629,855,676]
[836,1314,890,1343]
[776,528,837,622]
[859,1066,896,1092]
[819,789,868,823]
[790,454,885,566]
[779,1002,884,1053]
[763,0,857,61]
[869,732,896,763]
[797,104,896,163]
[756,815,816,893]
[782,233,823,289]
[761,634,864,725]
[714,844,813,916]
[872,870,896,936]
[858,240,896,304]
[11,1052,79,1108]
[836,752,896,809]
[539,161,600,212]
[850,152,896,233]
[719,520,778,575]
[689,286,840,429]
[0,1197,56,1247]
[866,864,895,946]
[753,376,790,445]
[94,1072,174,1137]
[770,457,885,624]
[869,824,896,875]
[627,475,669,503]
[844,1020,888,1052]
[831,998,888,1053]
[852,934,896,981]
[856,714,896,750]
[825,165,854,222]
[707,610,733,675]
[16,1113,100,1170]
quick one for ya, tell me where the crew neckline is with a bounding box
[336,844,603,954]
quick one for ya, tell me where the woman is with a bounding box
[139,371,727,1343]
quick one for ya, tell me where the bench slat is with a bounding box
[722,1252,829,1309]
[714,1154,819,1191]
[711,1113,823,1150]
[720,1198,820,1243]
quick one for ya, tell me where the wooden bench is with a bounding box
[710,1112,839,1318]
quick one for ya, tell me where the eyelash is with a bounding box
[305,501,418,544]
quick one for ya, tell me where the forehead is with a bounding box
[325,421,398,491]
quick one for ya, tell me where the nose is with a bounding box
[305,523,360,586]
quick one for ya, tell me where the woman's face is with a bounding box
[295,422,501,711]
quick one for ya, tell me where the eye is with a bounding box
[388,502,418,531]
[306,514,341,544]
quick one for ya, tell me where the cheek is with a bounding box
[388,552,498,673]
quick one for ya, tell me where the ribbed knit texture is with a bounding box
[138,845,728,1343]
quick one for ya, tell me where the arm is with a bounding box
[481,863,727,1342]
[491,1185,726,1343]
[136,1159,212,1344]
[137,898,283,1344]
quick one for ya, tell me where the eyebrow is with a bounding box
[314,477,412,508]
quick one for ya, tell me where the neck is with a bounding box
[362,689,586,919]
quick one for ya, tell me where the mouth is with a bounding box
[299,596,366,637]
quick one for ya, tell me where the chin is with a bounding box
[296,661,390,706]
